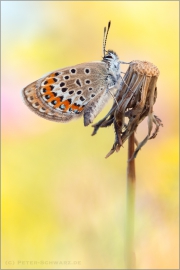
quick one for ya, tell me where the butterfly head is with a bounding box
[103,50,119,66]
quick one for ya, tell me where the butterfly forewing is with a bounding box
[22,62,108,122]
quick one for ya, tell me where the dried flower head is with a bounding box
[92,60,163,159]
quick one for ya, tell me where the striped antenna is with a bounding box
[103,21,111,57]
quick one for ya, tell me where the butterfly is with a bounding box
[22,21,124,126]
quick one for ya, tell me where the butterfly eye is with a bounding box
[105,55,113,59]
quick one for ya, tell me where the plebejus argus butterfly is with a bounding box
[22,21,124,126]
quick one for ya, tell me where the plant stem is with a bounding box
[125,132,136,269]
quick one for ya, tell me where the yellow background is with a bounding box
[2,1,179,269]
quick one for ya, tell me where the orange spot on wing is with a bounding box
[78,106,84,112]
[47,96,55,102]
[49,73,55,77]
[54,97,64,108]
[53,99,71,111]
[45,78,56,84]
[69,104,84,113]
[42,86,53,94]
[46,86,53,91]
[61,100,70,111]
[46,92,54,99]
[70,104,80,110]
[49,72,59,77]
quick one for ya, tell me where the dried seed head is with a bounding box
[92,60,163,159]
[131,60,160,77]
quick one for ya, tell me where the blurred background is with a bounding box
[2,1,179,269]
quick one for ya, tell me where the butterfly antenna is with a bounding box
[103,21,111,57]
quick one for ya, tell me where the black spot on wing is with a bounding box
[70,68,76,74]
[67,98,72,104]
[76,79,81,87]
[69,90,74,95]
[52,92,57,97]
[51,100,57,105]
[62,88,68,92]
[85,68,90,74]
[80,96,85,101]
[85,80,91,84]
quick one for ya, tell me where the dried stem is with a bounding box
[124,132,136,269]
[91,60,162,268]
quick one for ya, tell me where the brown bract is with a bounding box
[92,60,163,159]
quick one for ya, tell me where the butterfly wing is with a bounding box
[22,62,108,122]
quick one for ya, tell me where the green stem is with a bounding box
[125,132,136,269]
